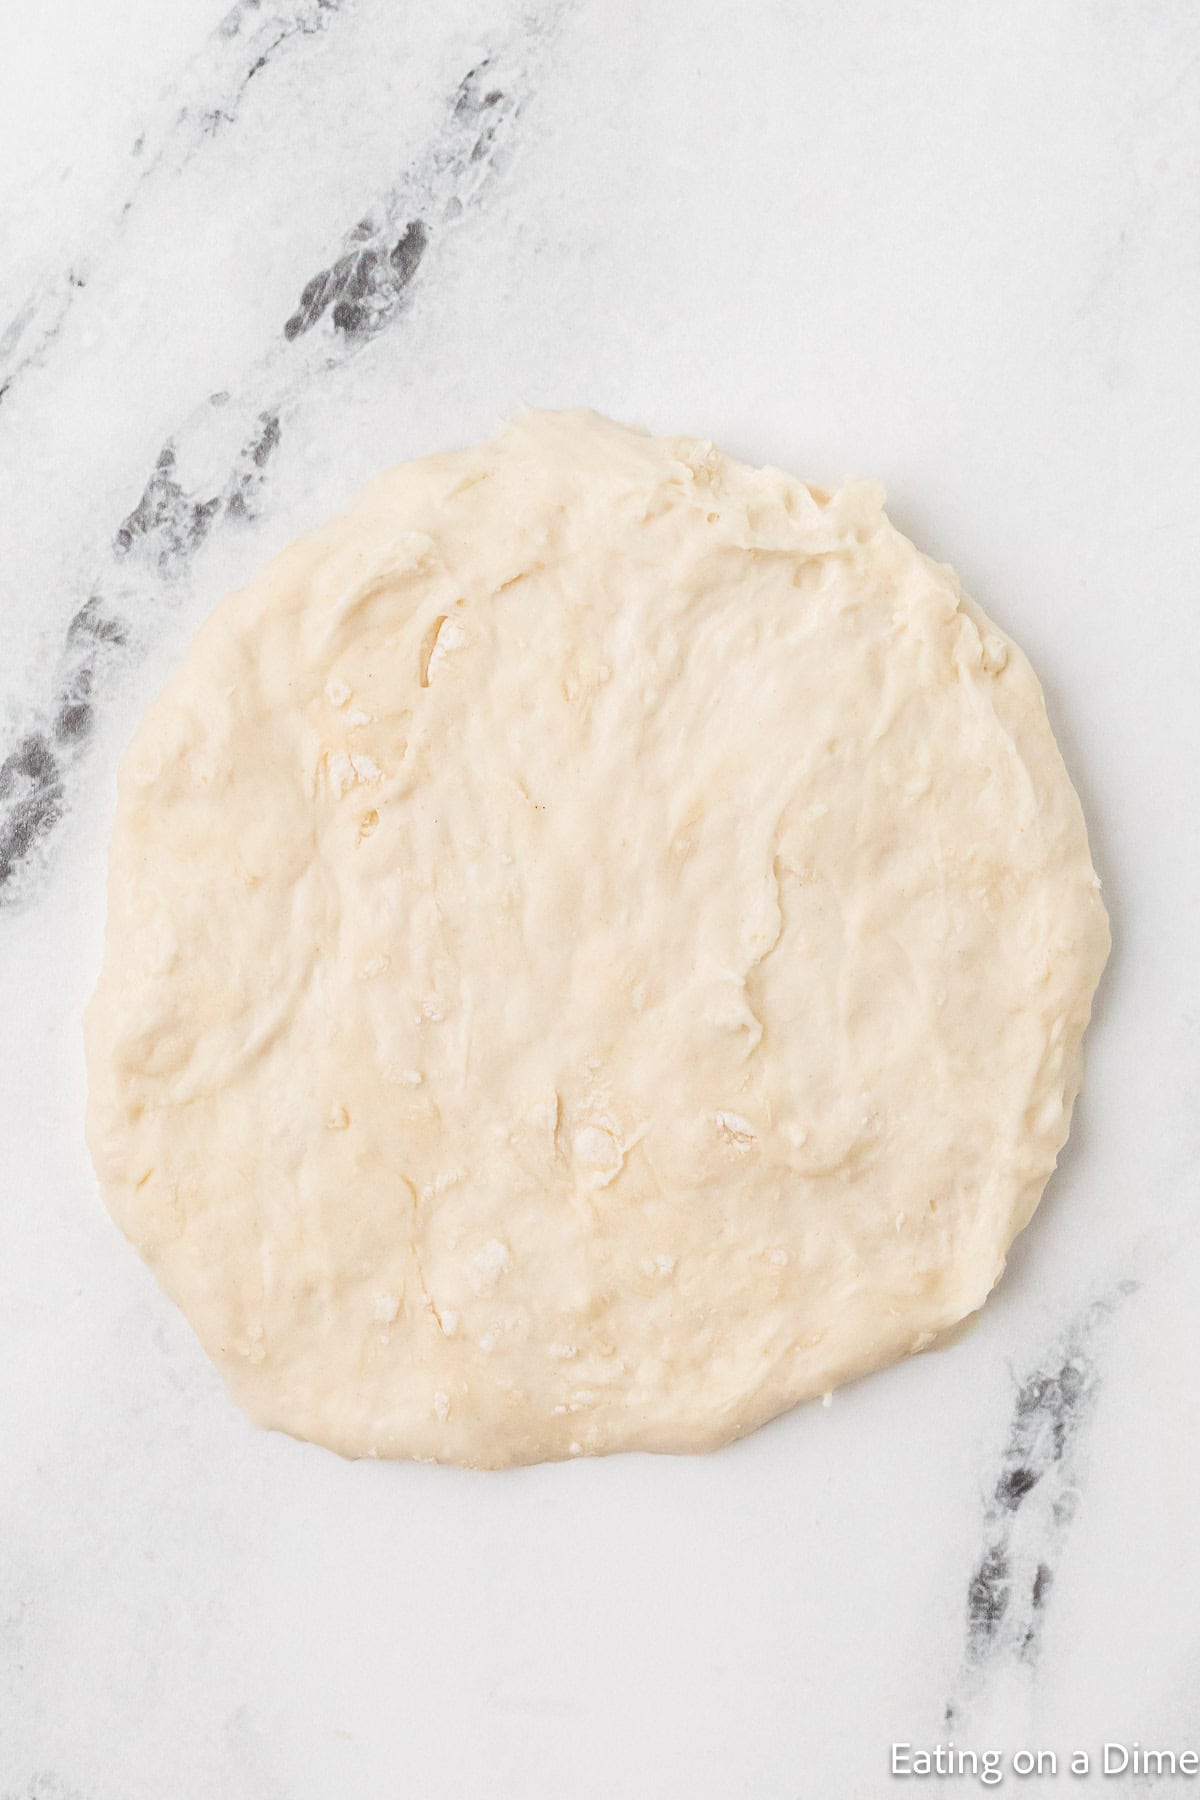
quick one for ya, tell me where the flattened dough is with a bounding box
[85,410,1109,1466]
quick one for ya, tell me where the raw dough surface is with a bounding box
[85,410,1109,1466]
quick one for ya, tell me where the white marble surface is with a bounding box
[1,3,1198,1795]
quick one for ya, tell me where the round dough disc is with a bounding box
[85,410,1109,1467]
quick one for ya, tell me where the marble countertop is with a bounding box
[1,3,1197,1795]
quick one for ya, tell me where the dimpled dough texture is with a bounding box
[85,409,1109,1468]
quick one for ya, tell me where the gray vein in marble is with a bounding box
[0,269,88,408]
[0,7,566,908]
[281,52,522,345]
[114,407,282,572]
[0,0,352,409]
[188,0,345,141]
[0,601,122,890]
[945,1281,1139,1728]
[0,1778,88,1800]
